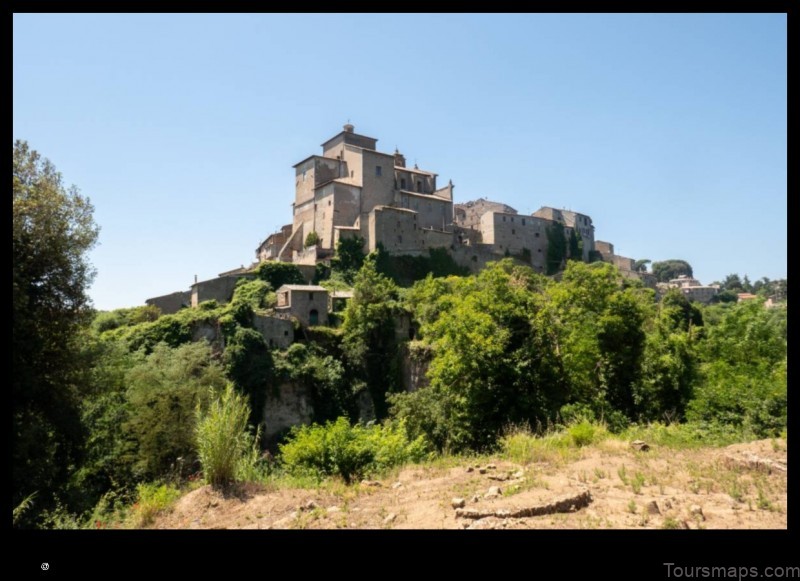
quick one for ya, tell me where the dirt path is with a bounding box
[154,438,787,530]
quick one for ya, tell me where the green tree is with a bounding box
[568,228,583,261]
[254,261,305,289]
[13,140,100,523]
[546,223,567,275]
[720,273,744,292]
[124,342,227,479]
[329,236,366,284]
[304,231,320,248]
[341,253,401,418]
[634,259,651,273]
[651,260,693,282]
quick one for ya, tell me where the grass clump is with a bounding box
[196,384,261,488]
[568,420,596,447]
[131,482,181,527]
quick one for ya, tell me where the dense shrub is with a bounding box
[279,417,429,483]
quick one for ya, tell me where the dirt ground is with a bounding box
[154,438,786,530]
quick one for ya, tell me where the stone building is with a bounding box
[275,284,329,327]
[253,124,608,278]
[665,274,719,304]
[267,124,455,264]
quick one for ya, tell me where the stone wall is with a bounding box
[263,382,313,441]
[399,342,432,393]
[252,314,294,349]
[397,190,452,231]
[479,212,550,273]
[191,275,253,307]
[454,199,518,229]
[145,291,190,315]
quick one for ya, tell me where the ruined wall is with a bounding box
[145,291,190,315]
[191,275,252,307]
[252,314,293,349]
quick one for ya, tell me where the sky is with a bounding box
[13,13,787,310]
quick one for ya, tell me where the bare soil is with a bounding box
[153,438,786,530]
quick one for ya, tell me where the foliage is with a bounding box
[130,482,181,528]
[568,420,597,447]
[342,253,402,418]
[196,384,261,488]
[545,223,567,274]
[393,260,659,452]
[254,260,305,289]
[568,228,583,261]
[105,302,224,353]
[223,326,273,427]
[13,140,100,524]
[634,259,651,273]
[329,236,366,284]
[13,493,38,526]
[124,342,227,479]
[374,245,469,286]
[304,231,320,247]
[67,338,138,514]
[279,417,429,483]
[92,305,161,334]
[392,260,561,451]
[688,301,786,437]
[274,343,355,425]
[651,259,693,282]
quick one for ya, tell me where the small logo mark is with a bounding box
[41,563,49,571]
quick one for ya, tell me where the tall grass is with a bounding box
[196,383,261,488]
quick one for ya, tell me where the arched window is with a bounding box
[309,309,319,326]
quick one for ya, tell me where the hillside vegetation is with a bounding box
[13,141,786,529]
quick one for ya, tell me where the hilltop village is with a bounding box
[147,124,722,318]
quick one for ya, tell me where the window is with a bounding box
[398,235,403,243]
[511,217,514,223]
[284,330,289,337]
[512,229,515,235]
[400,178,406,189]
[416,181,421,192]
[538,248,542,253]
[309,309,319,326]
[308,292,314,301]
[502,216,506,222]
[328,200,331,206]
[376,166,382,177]
[522,219,526,226]
[535,232,540,238]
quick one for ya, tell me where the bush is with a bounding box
[195,384,261,488]
[568,420,596,447]
[279,417,428,483]
[131,482,181,527]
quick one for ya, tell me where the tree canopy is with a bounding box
[13,140,100,516]
[652,259,693,282]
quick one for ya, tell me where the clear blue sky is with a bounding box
[13,13,787,310]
